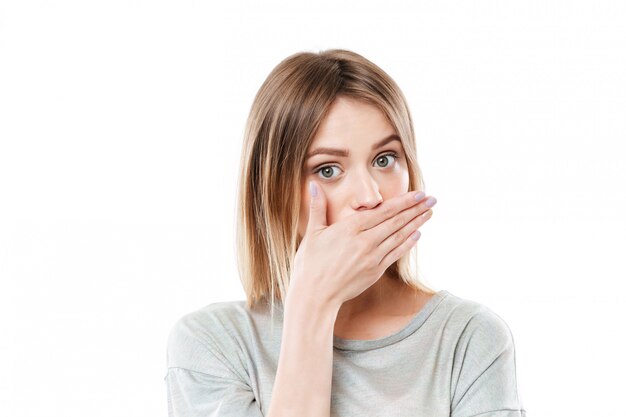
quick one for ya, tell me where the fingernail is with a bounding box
[309,181,317,197]
[414,191,425,202]
[424,197,437,208]
[411,230,421,241]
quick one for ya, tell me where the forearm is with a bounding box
[267,290,339,417]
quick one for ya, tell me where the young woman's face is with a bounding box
[298,96,410,239]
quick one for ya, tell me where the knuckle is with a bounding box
[363,253,377,271]
[385,248,397,266]
[370,255,381,270]
[382,205,394,219]
[395,231,405,244]
[412,209,430,225]
[392,215,404,229]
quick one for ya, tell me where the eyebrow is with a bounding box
[306,134,401,159]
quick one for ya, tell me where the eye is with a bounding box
[312,152,401,181]
[314,165,340,180]
[374,152,399,168]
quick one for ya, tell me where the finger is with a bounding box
[306,180,328,235]
[364,195,436,248]
[376,221,423,271]
[353,190,427,232]
[375,207,433,264]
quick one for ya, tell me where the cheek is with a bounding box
[378,170,410,203]
[396,174,410,194]
[392,165,410,193]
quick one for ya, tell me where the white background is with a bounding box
[1,1,625,416]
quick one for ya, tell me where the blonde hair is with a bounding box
[235,49,436,323]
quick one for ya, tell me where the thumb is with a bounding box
[306,180,328,233]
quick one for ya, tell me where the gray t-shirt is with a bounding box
[165,289,527,417]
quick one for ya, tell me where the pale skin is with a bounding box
[297,96,436,340]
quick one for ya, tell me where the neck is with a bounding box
[335,273,418,323]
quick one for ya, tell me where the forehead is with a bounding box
[310,97,395,146]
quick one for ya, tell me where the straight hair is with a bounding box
[235,49,436,326]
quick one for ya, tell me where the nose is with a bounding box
[351,171,383,210]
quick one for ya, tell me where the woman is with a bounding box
[165,49,526,417]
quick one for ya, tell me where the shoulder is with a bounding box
[169,300,252,334]
[166,300,252,374]
[441,293,525,414]
[436,291,518,373]
[438,291,516,347]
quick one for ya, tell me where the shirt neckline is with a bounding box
[332,289,450,351]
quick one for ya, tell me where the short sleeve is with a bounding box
[450,308,527,417]
[166,367,264,417]
[165,312,265,417]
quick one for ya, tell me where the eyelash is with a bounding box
[312,151,401,181]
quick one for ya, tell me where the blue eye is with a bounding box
[312,152,400,181]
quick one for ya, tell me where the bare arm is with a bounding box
[266,287,340,417]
